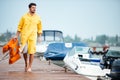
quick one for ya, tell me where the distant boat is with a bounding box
[36,30,63,56]
[100,49,120,69]
[64,46,110,76]
[44,42,87,60]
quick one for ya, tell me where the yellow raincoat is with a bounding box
[17,13,42,54]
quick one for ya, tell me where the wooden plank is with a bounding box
[0,48,90,80]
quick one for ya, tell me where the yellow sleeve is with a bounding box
[37,19,42,34]
[17,17,24,32]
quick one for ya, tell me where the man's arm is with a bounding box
[37,33,42,43]
[37,19,42,34]
[38,33,42,37]
[15,17,24,38]
[37,19,42,43]
[15,31,20,38]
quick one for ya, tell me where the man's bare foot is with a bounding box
[25,66,28,72]
[27,68,32,72]
[24,62,28,72]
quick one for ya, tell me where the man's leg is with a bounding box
[22,44,28,72]
[27,37,36,72]
[23,53,28,72]
[27,54,34,72]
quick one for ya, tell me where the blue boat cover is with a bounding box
[44,42,87,60]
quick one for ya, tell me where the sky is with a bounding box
[0,0,120,39]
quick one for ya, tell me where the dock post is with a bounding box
[64,66,67,72]
[48,59,51,65]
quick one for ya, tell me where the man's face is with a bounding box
[29,5,36,13]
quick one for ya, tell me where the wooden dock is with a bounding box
[0,48,90,80]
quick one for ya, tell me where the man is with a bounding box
[15,3,42,72]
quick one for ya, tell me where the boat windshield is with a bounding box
[68,47,89,56]
[37,30,63,45]
[41,30,63,42]
[106,50,120,57]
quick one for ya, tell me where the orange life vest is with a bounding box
[2,38,21,64]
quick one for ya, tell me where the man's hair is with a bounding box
[28,3,36,8]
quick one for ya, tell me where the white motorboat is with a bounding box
[64,46,110,77]
[36,30,63,56]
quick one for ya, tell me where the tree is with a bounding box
[73,34,81,42]
[64,35,73,42]
[116,34,118,43]
[95,35,108,45]
[0,30,13,42]
[0,34,6,41]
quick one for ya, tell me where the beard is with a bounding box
[31,11,35,13]
[30,9,36,13]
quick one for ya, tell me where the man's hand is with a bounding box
[12,35,18,42]
[13,31,20,41]
[37,37,41,43]
[13,35,18,39]
[37,33,42,43]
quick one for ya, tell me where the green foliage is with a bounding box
[0,30,13,42]
[64,34,81,43]
[0,30,119,47]
[95,34,120,46]
[0,34,6,41]
[95,35,108,45]
[73,34,81,42]
[64,34,120,46]
[64,35,73,42]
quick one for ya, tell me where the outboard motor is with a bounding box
[107,59,120,80]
